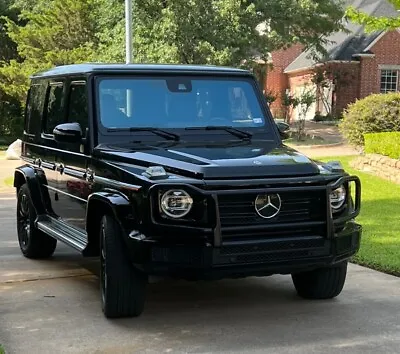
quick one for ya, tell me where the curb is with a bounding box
[286,142,345,149]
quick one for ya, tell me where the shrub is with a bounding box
[340,93,400,146]
[364,132,400,159]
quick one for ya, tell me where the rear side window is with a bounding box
[44,83,64,135]
[67,82,88,132]
[25,83,46,135]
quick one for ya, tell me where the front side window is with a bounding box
[380,70,398,93]
[67,82,88,132]
[44,83,64,134]
[96,77,266,130]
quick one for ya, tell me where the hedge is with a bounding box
[340,92,400,146]
[364,132,400,159]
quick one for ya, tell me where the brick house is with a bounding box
[263,0,400,122]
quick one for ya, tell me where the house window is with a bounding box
[380,70,398,93]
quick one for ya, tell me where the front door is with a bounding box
[54,80,90,231]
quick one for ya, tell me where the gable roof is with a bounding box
[284,0,399,73]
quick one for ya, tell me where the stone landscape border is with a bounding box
[350,153,400,184]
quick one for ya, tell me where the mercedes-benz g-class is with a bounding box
[14,64,361,318]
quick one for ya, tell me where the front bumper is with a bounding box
[126,175,362,279]
[128,222,361,279]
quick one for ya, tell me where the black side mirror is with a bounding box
[53,123,82,144]
[275,121,290,140]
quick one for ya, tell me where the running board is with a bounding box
[36,215,88,252]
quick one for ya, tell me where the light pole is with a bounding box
[125,0,132,64]
[125,0,133,117]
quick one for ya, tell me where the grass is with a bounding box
[0,344,5,354]
[3,176,13,187]
[319,155,400,276]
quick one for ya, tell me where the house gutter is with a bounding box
[284,60,360,75]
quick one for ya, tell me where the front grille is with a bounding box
[220,237,326,255]
[218,190,326,227]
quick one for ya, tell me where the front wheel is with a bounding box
[16,184,57,258]
[291,261,348,299]
[100,214,147,318]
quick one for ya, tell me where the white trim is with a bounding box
[363,31,387,52]
[379,64,400,70]
[352,53,375,58]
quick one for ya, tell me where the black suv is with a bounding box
[14,64,361,318]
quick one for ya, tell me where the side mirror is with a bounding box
[53,123,82,144]
[275,121,290,140]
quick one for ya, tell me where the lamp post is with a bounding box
[125,0,132,64]
[125,0,133,117]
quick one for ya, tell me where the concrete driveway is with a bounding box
[1,196,400,354]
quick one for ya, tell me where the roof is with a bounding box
[284,0,399,73]
[31,63,250,79]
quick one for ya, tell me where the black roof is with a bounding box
[31,63,249,79]
[284,0,399,73]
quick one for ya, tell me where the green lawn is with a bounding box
[3,176,13,187]
[0,344,4,354]
[319,155,400,276]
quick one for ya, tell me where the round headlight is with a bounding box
[160,189,193,218]
[330,185,346,211]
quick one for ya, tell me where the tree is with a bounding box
[98,0,347,64]
[345,0,400,32]
[1,0,347,106]
[0,0,105,102]
[295,86,316,140]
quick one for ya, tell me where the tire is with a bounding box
[16,184,57,259]
[100,214,147,318]
[291,261,348,299]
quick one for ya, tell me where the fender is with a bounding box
[14,165,48,215]
[85,190,136,256]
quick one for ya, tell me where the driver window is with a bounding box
[68,82,88,132]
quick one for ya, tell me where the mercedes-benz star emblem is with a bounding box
[255,194,282,219]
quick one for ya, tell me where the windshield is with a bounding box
[96,76,267,130]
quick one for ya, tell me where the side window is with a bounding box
[44,83,64,135]
[67,82,88,132]
[25,83,46,135]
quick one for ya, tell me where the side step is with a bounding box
[36,215,88,252]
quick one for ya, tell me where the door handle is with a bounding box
[85,169,94,182]
[34,158,42,167]
[56,163,65,174]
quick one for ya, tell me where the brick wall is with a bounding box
[359,30,400,98]
[266,44,304,117]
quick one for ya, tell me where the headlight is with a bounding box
[330,185,346,211]
[160,189,193,218]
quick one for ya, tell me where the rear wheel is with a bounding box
[100,214,147,318]
[291,261,348,299]
[16,184,57,259]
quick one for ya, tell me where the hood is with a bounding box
[95,141,321,179]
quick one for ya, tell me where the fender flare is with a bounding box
[14,165,47,215]
[85,190,134,255]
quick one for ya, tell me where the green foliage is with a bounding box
[0,0,348,136]
[0,0,103,102]
[320,155,400,276]
[340,93,400,146]
[364,132,400,159]
[346,0,400,32]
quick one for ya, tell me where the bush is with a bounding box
[364,132,400,159]
[340,93,400,146]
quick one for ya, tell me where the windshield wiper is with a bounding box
[107,127,180,141]
[185,126,252,140]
